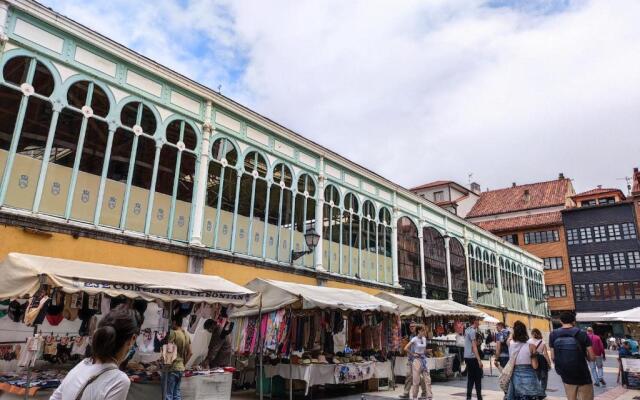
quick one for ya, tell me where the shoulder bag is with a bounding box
[75,365,117,400]
[498,342,523,392]
[535,341,550,371]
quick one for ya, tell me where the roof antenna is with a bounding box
[217,84,222,94]
[468,172,473,187]
[616,177,631,195]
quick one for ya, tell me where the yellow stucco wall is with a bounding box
[203,260,317,286]
[0,225,188,273]
[478,306,551,334]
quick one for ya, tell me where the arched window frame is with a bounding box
[343,192,360,276]
[378,206,392,284]
[323,184,342,274]
[292,173,316,267]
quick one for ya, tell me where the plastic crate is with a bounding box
[194,373,233,400]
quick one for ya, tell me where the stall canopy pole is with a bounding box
[256,296,263,400]
[289,305,293,400]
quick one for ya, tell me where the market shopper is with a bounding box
[549,312,594,400]
[400,322,426,399]
[202,319,233,368]
[618,340,632,388]
[494,322,510,369]
[504,321,544,400]
[164,314,193,400]
[464,317,483,400]
[50,305,141,400]
[403,325,433,400]
[528,328,551,395]
[586,327,606,387]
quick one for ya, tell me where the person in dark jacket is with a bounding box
[202,319,232,368]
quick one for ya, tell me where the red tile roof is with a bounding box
[467,178,572,218]
[410,180,453,191]
[473,211,563,233]
[573,187,624,198]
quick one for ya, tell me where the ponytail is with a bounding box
[91,304,142,362]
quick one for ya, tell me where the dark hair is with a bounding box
[497,322,505,329]
[92,304,141,362]
[531,328,542,340]
[203,319,214,330]
[512,320,529,343]
[172,313,184,327]
[559,311,576,324]
[416,325,425,333]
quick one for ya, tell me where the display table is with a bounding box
[127,372,233,400]
[264,361,392,395]
[393,355,455,377]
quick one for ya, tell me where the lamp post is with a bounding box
[291,228,321,263]
[477,277,495,298]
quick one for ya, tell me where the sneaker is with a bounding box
[399,394,410,399]
[594,382,600,387]
[600,378,606,385]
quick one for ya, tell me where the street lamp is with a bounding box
[536,292,550,305]
[291,228,320,263]
[477,277,495,298]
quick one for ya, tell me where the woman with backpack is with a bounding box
[505,321,545,400]
[528,328,552,396]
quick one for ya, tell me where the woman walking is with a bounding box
[528,328,552,397]
[403,325,433,400]
[506,321,545,400]
[51,305,142,400]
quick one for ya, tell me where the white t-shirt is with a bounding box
[508,340,532,365]
[50,359,130,400]
[409,336,427,355]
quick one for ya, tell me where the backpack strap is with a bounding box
[75,365,117,400]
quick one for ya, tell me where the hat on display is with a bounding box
[317,354,328,364]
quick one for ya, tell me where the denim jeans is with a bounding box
[506,365,544,400]
[163,371,183,400]
[588,356,603,382]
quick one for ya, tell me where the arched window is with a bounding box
[423,227,447,297]
[450,238,468,301]
[268,163,293,262]
[203,137,237,250]
[1,56,56,210]
[293,174,316,267]
[398,216,420,297]
[378,207,392,284]
[342,192,359,276]
[361,200,376,281]
[149,119,198,240]
[323,185,341,273]
[234,151,268,255]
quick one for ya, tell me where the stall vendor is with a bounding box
[202,319,233,368]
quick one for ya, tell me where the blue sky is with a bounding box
[42,0,640,194]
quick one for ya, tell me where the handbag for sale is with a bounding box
[498,343,523,392]
[161,343,177,365]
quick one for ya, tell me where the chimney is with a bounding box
[597,185,602,189]
[523,189,531,203]
[470,182,481,194]
[634,167,638,173]
[559,172,565,180]
[512,182,516,188]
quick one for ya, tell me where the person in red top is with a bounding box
[586,327,606,387]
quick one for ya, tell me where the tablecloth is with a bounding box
[264,361,393,395]
[393,355,455,376]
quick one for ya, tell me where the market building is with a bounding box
[561,187,640,334]
[466,176,576,319]
[0,0,548,330]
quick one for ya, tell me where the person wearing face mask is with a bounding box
[50,304,142,400]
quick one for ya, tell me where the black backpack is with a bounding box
[553,329,587,379]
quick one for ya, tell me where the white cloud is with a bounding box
[45,0,640,193]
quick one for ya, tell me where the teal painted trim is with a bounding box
[143,144,162,235]
[274,186,285,262]
[357,216,362,277]
[348,214,352,276]
[299,194,308,268]
[375,223,379,282]
[327,205,333,271]
[261,183,271,260]
[93,127,116,225]
[288,191,297,264]
[0,58,36,205]
[64,82,94,220]
[32,107,61,213]
[229,173,242,253]
[339,212,343,275]
[167,145,183,240]
[212,164,225,249]
[246,177,257,256]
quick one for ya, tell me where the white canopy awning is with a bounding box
[602,307,640,323]
[576,312,616,322]
[232,279,399,316]
[375,292,484,318]
[0,253,257,306]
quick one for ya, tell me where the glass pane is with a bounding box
[2,56,30,85]
[202,161,221,247]
[32,61,54,97]
[0,87,23,196]
[125,135,156,233]
[150,146,177,238]
[172,153,196,242]
[100,128,133,227]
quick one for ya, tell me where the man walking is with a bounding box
[493,322,510,369]
[464,318,483,400]
[549,312,595,400]
[400,322,426,399]
[586,327,606,387]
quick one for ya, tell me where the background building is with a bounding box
[562,188,640,324]
[466,176,576,319]
[0,0,548,330]
[411,180,480,217]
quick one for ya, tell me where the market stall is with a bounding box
[376,292,484,380]
[0,252,258,400]
[230,279,401,398]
